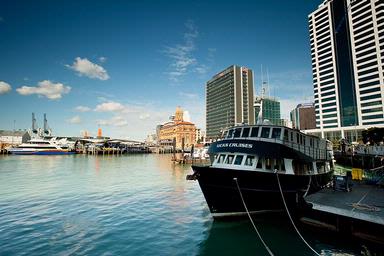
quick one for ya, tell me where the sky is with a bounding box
[0,0,322,140]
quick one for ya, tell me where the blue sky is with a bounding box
[0,0,321,140]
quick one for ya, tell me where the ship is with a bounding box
[7,138,75,155]
[187,124,334,218]
[7,113,75,155]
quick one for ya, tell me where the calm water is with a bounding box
[0,154,380,255]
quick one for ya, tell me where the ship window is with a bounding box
[265,158,272,170]
[217,154,226,164]
[290,132,293,142]
[227,129,234,138]
[233,128,242,138]
[222,130,228,138]
[271,128,282,139]
[284,129,289,141]
[241,128,250,138]
[225,155,235,164]
[244,156,255,166]
[274,159,280,170]
[296,133,299,143]
[234,155,244,165]
[261,127,271,138]
[256,158,262,169]
[250,127,259,137]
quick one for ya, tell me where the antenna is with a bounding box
[266,68,271,98]
[260,64,264,96]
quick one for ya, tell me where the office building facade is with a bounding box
[290,103,316,130]
[308,0,384,141]
[206,65,255,139]
[254,97,282,125]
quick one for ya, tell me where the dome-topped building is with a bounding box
[158,107,196,150]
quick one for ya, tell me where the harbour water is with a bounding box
[0,154,380,255]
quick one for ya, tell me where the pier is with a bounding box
[302,175,384,244]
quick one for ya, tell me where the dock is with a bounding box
[302,180,384,244]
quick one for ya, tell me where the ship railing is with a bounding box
[282,140,327,160]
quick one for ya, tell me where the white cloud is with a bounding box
[67,115,81,124]
[163,20,198,82]
[75,106,91,112]
[139,113,150,120]
[95,101,125,112]
[99,56,107,63]
[66,57,109,80]
[195,65,209,75]
[16,80,71,100]
[97,115,128,127]
[0,81,11,94]
[179,92,198,99]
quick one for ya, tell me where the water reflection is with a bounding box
[198,215,378,256]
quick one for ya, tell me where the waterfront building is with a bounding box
[254,96,282,125]
[158,107,196,150]
[308,0,384,142]
[145,134,157,145]
[206,65,255,140]
[0,130,30,147]
[290,103,316,130]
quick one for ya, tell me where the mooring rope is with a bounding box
[275,172,321,256]
[303,176,312,198]
[233,178,274,256]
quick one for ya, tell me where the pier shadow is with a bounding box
[197,213,380,256]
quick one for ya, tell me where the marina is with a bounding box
[0,154,381,255]
[1,0,384,254]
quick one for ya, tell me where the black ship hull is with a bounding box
[191,165,333,218]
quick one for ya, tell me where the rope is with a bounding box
[233,178,274,256]
[275,172,321,256]
[349,203,381,212]
[303,176,312,198]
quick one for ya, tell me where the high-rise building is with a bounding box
[254,96,282,125]
[206,65,255,139]
[290,103,316,130]
[308,0,384,141]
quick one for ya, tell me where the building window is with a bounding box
[362,114,383,120]
[361,93,381,101]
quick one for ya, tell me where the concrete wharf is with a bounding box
[302,181,384,244]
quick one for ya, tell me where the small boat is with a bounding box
[7,138,75,155]
[187,124,334,218]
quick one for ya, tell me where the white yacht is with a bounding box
[7,138,75,155]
